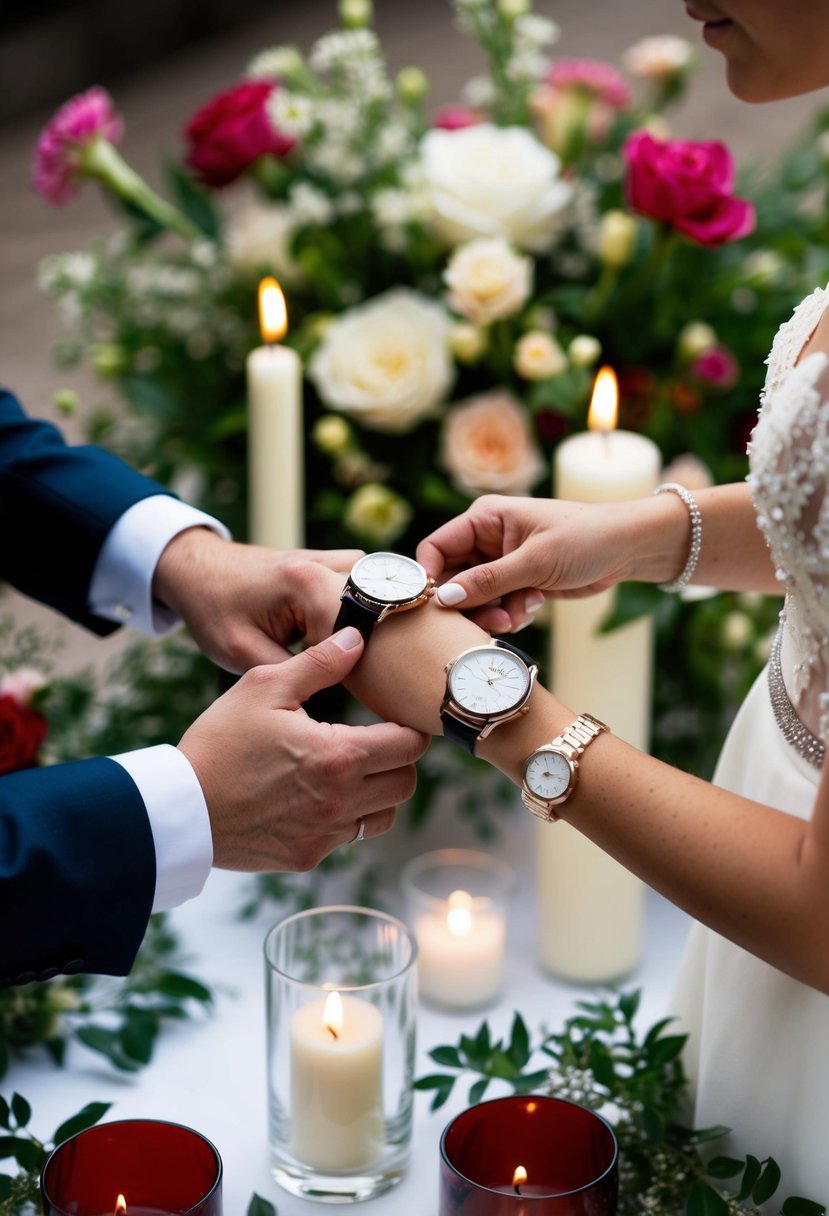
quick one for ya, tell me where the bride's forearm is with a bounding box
[310,570,827,993]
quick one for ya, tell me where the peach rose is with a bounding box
[441,390,545,497]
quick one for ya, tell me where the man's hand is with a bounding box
[152,529,362,672]
[177,627,429,871]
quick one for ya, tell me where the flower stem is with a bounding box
[81,137,201,241]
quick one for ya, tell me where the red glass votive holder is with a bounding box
[40,1119,222,1216]
[439,1095,618,1216]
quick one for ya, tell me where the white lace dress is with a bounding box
[672,285,829,1204]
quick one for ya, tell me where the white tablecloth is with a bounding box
[7,817,691,1214]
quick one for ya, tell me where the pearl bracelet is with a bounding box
[653,482,702,593]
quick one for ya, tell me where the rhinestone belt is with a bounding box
[767,624,825,769]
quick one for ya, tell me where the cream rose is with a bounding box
[444,238,533,325]
[441,390,545,497]
[420,123,572,252]
[225,200,304,285]
[308,288,454,433]
[513,331,566,381]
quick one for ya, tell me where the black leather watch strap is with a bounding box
[439,711,481,755]
[334,594,379,643]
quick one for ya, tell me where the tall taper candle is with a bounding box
[539,367,661,983]
[247,277,304,549]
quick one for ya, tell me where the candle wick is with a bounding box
[327,1025,339,1041]
[514,1184,522,1195]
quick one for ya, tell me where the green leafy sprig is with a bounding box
[416,990,825,1216]
[0,1094,110,1215]
[0,917,214,1079]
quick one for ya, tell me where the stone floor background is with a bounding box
[0,0,825,670]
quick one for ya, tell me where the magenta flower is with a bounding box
[546,59,632,110]
[34,87,123,205]
[432,105,480,131]
[692,345,739,389]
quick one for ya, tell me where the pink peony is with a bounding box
[433,105,480,131]
[623,130,755,247]
[546,59,632,109]
[183,80,294,188]
[33,87,124,205]
[691,345,739,389]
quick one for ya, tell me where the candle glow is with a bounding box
[512,1165,528,1192]
[114,1196,127,1216]
[323,990,343,1040]
[258,276,288,343]
[587,365,618,432]
[445,890,473,938]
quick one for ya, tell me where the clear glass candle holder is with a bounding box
[40,1119,223,1215]
[439,1095,618,1216]
[264,905,418,1203]
[400,849,514,1011]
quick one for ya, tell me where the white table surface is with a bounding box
[6,816,692,1215]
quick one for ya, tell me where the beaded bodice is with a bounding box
[748,284,829,740]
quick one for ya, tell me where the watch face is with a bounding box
[448,646,531,716]
[525,749,573,801]
[350,552,429,605]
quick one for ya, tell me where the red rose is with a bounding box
[623,130,755,247]
[183,80,294,188]
[0,693,47,775]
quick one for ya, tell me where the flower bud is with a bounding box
[344,483,413,546]
[514,331,567,381]
[598,210,637,268]
[497,0,530,20]
[396,66,429,106]
[450,322,488,364]
[53,388,79,414]
[339,0,373,28]
[677,321,717,361]
[90,342,127,378]
[313,414,353,457]
[568,334,601,368]
[721,611,752,651]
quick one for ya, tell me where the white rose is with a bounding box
[308,288,453,433]
[225,201,305,286]
[445,238,533,325]
[420,123,572,251]
[441,390,545,496]
[513,331,566,380]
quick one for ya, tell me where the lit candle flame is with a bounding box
[512,1165,528,1193]
[258,276,288,343]
[446,889,474,938]
[114,1196,127,1216]
[323,990,343,1041]
[587,365,618,433]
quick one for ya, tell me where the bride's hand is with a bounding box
[415,494,642,633]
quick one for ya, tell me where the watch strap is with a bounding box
[521,713,608,822]
[334,593,380,643]
[442,638,534,755]
[555,712,607,754]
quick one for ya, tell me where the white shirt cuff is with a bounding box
[111,744,214,913]
[88,496,231,635]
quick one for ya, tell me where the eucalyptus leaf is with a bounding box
[52,1102,111,1148]
[685,1180,730,1216]
[752,1157,782,1205]
[9,1097,29,1130]
[247,1195,278,1216]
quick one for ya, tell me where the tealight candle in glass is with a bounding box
[264,905,417,1203]
[401,849,514,1011]
[439,1095,618,1216]
[39,1119,223,1216]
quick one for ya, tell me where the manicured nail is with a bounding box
[525,591,545,614]
[436,583,468,606]
[332,626,363,650]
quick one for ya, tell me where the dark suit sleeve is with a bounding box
[0,388,172,635]
[0,756,156,985]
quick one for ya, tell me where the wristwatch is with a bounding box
[334,551,435,642]
[520,713,608,821]
[441,639,538,754]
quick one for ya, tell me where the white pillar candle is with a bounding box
[539,367,661,983]
[247,277,304,549]
[414,890,505,1010]
[290,990,383,1172]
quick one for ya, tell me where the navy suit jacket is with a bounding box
[0,388,172,987]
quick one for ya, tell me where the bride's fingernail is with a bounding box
[436,583,468,606]
[525,591,545,614]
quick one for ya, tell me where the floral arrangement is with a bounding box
[29,0,829,793]
[417,989,825,1216]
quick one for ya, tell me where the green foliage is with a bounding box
[0,917,214,1079]
[416,990,825,1216]
[0,1095,109,1215]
